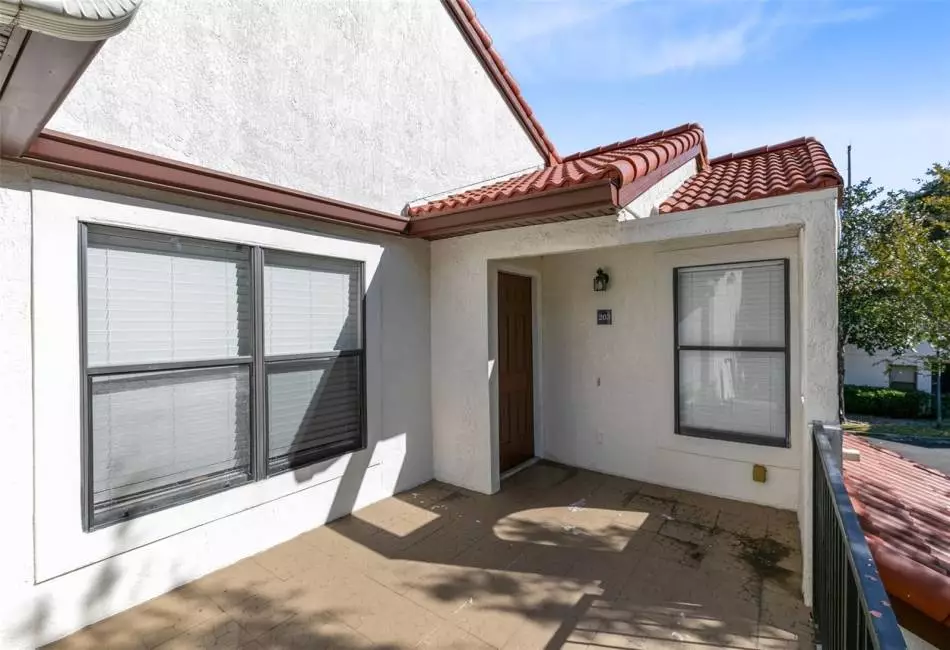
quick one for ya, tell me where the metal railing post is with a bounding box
[810,421,905,650]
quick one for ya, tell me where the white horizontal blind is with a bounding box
[82,226,366,525]
[262,250,363,472]
[266,356,362,472]
[263,251,360,355]
[676,260,787,442]
[679,350,786,438]
[678,261,785,348]
[84,226,253,526]
[91,367,251,509]
[86,228,251,365]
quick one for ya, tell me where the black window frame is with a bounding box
[673,258,791,449]
[260,247,367,476]
[79,224,366,531]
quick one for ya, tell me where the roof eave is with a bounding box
[0,1,142,157]
[0,1,142,41]
[16,130,411,235]
[410,144,705,239]
[616,144,702,207]
[409,180,618,239]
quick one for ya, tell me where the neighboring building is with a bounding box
[844,435,950,650]
[1,1,844,647]
[845,343,937,394]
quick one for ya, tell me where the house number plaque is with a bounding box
[596,309,612,325]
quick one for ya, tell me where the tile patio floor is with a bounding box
[48,461,812,649]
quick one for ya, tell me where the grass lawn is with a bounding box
[843,416,950,438]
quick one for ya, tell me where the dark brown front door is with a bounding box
[498,272,534,473]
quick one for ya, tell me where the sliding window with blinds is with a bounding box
[673,260,790,447]
[262,251,363,473]
[81,225,365,529]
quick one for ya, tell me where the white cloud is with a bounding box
[484,0,640,44]
[474,0,881,80]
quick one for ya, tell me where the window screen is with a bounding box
[674,260,789,446]
[82,225,365,530]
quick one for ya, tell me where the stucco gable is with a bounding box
[46,0,545,214]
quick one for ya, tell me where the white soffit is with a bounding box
[0,0,141,41]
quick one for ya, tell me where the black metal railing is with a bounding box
[812,421,906,650]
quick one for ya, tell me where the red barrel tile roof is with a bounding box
[843,434,950,626]
[409,123,705,218]
[659,137,841,213]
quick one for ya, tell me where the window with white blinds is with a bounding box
[674,260,789,446]
[262,250,363,473]
[81,225,364,530]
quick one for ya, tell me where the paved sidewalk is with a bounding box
[867,439,950,475]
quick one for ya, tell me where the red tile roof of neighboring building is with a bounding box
[659,137,841,213]
[445,0,561,165]
[843,434,950,626]
[408,123,705,219]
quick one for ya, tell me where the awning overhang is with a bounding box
[408,142,704,240]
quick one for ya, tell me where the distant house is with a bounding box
[845,343,944,394]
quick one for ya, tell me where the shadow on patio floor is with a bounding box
[48,461,812,649]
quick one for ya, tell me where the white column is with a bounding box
[430,240,495,494]
[798,195,840,606]
[0,163,36,648]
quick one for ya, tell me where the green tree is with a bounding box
[886,163,950,424]
[910,162,950,233]
[838,180,922,420]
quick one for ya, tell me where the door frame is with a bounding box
[488,262,543,491]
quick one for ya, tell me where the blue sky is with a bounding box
[471,0,949,192]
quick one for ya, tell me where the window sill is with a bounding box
[676,427,790,449]
[658,427,800,471]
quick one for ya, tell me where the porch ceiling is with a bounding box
[50,462,810,649]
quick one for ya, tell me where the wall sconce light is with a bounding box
[593,268,610,292]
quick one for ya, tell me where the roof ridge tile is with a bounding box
[708,137,816,164]
[562,122,703,162]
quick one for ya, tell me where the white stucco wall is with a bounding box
[431,189,839,492]
[0,169,432,648]
[0,163,36,647]
[530,236,803,510]
[430,187,839,602]
[47,0,543,214]
[845,343,933,392]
